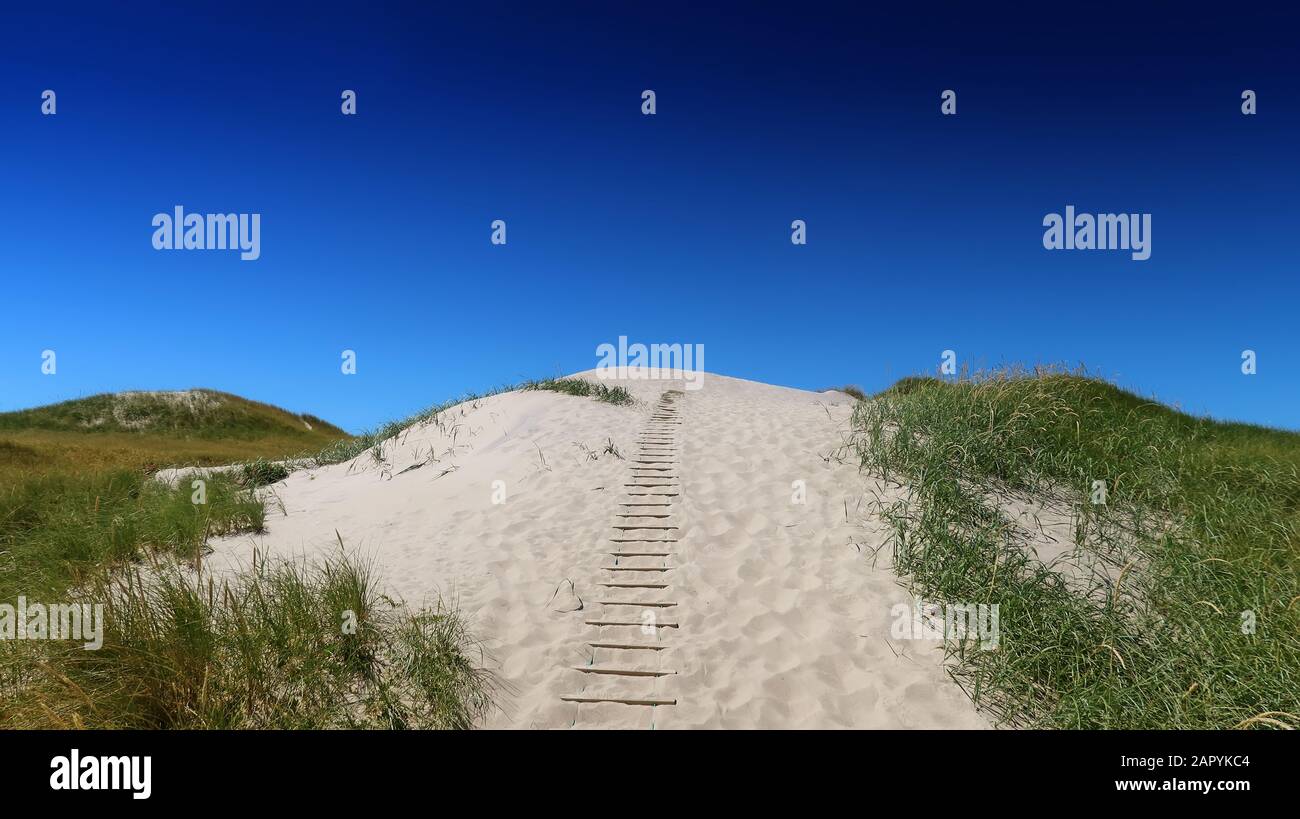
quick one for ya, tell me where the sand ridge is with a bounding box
[201,370,987,729]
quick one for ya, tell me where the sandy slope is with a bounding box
[201,370,987,729]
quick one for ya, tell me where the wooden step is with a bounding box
[600,566,672,572]
[585,619,679,628]
[597,600,678,607]
[560,695,676,706]
[608,538,681,546]
[587,642,667,650]
[572,666,677,677]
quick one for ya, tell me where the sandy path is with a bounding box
[200,370,987,729]
[558,388,685,727]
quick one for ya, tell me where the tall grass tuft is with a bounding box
[0,552,493,729]
[239,458,290,488]
[523,377,633,406]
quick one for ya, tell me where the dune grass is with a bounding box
[0,469,265,603]
[238,458,291,488]
[0,389,496,730]
[0,551,492,729]
[853,367,1300,728]
[0,389,345,439]
[0,468,493,730]
[825,384,867,401]
[2,375,638,728]
[0,429,347,483]
[523,377,633,406]
[0,468,493,729]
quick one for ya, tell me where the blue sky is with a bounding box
[2,1,1297,432]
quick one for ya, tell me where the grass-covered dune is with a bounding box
[854,369,1300,729]
[0,389,349,479]
[0,388,345,437]
[1,388,353,600]
[0,388,491,729]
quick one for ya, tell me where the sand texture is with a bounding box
[202,370,987,729]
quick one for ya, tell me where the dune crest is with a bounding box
[204,370,987,729]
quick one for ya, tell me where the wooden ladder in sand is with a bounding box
[561,390,684,722]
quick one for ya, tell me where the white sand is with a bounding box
[201,370,987,729]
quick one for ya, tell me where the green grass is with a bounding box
[853,367,1300,728]
[1,376,636,729]
[0,389,345,439]
[523,377,633,406]
[0,469,265,602]
[239,458,291,488]
[0,551,492,728]
[0,388,494,730]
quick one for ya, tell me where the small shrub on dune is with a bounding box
[239,458,290,487]
[826,384,867,401]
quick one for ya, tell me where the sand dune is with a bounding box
[202,370,987,729]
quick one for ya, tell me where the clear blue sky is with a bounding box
[2,1,1297,432]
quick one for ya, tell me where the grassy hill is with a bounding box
[1,388,352,603]
[0,389,350,477]
[0,390,492,730]
[853,369,1300,729]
